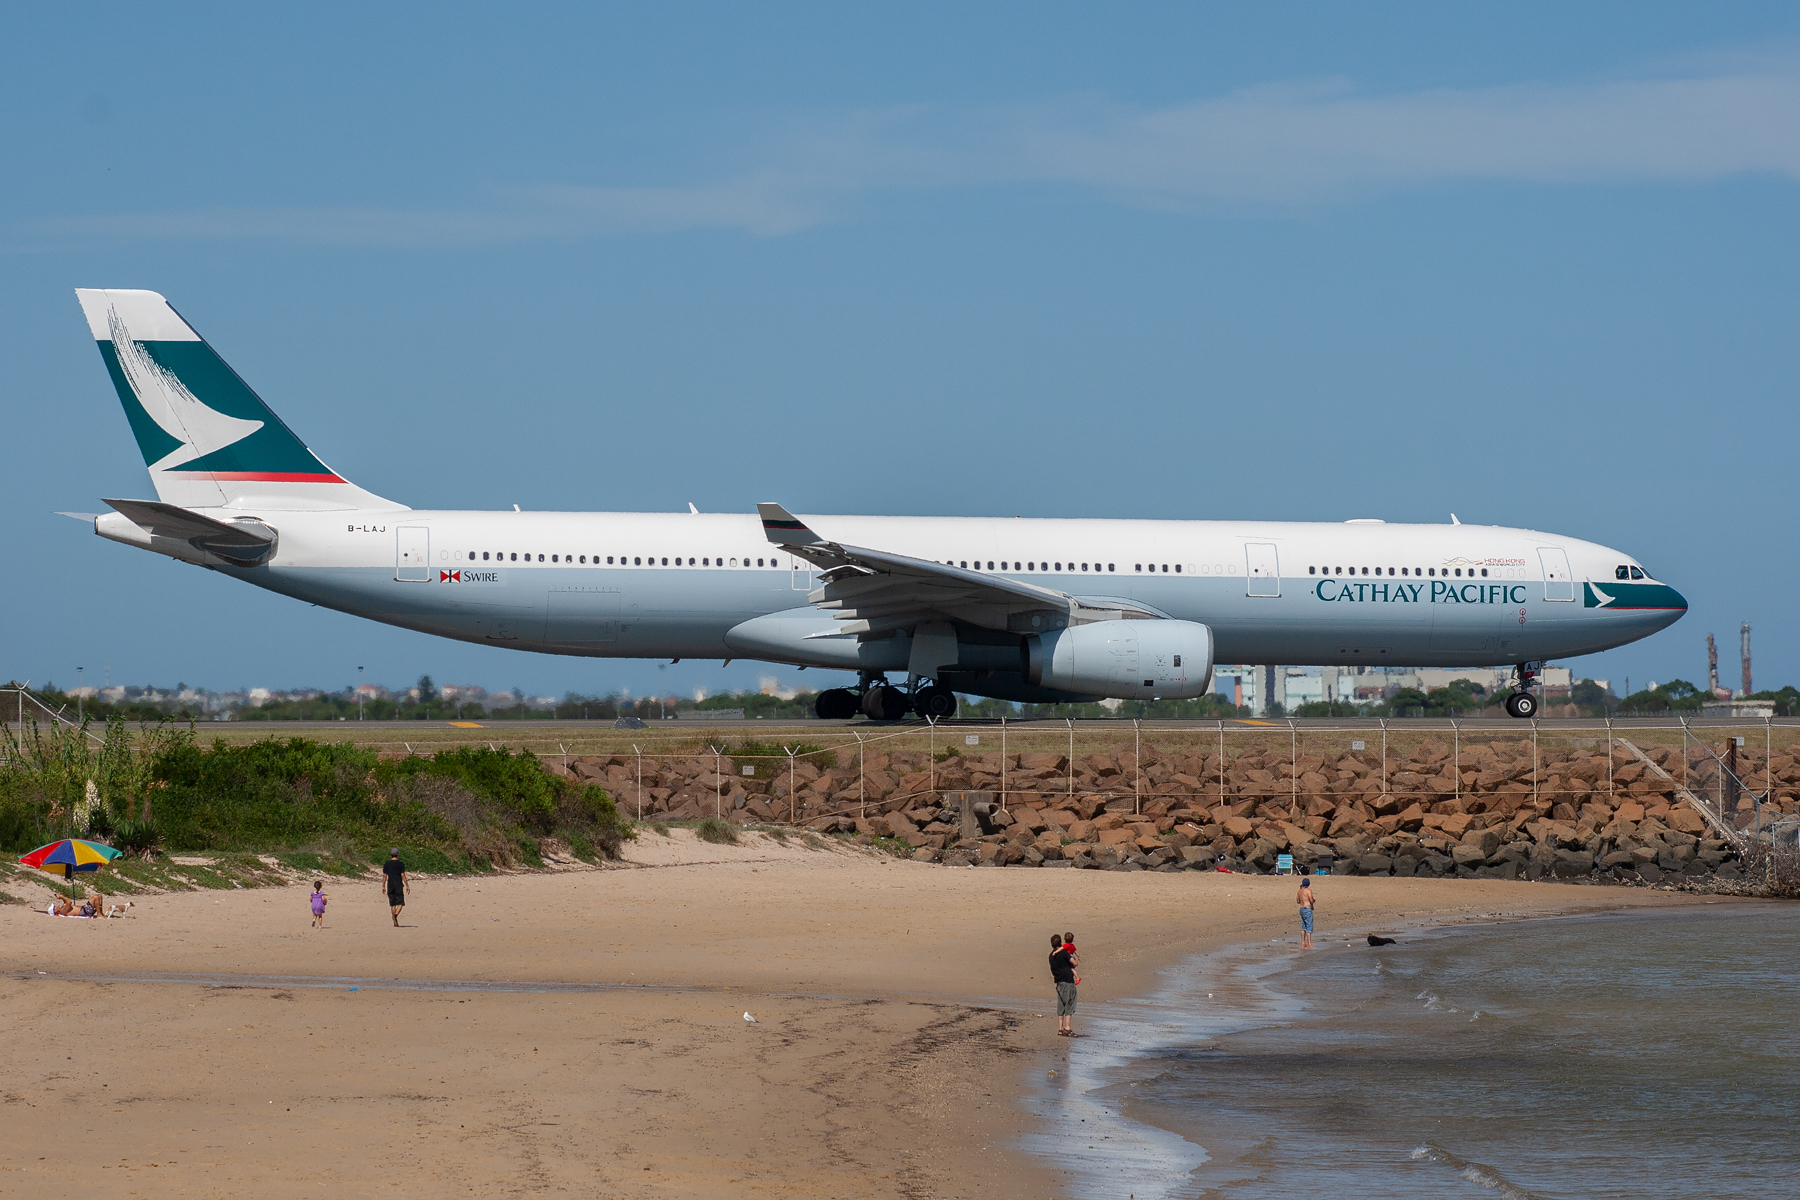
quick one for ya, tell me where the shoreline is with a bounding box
[1038,896,1787,1200]
[1,834,1720,1197]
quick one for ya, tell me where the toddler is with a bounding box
[310,880,330,928]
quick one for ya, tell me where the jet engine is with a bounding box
[1022,619,1214,701]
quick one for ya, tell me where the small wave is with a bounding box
[1411,1142,1544,1199]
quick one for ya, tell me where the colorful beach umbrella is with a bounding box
[19,839,124,896]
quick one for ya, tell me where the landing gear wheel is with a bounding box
[1505,692,1538,719]
[914,685,958,720]
[861,685,912,721]
[815,688,859,720]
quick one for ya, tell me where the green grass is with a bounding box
[696,817,740,845]
[0,725,632,869]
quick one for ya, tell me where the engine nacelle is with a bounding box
[1022,619,1214,701]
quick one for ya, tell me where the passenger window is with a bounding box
[1134,564,1141,572]
[1428,568,1435,576]
[1630,566,1645,580]
[1480,568,1488,577]
[1174,564,1181,573]
[1081,563,1088,571]
[1108,564,1115,572]
[987,561,994,570]
[481,552,489,561]
[1309,566,1316,575]
[1054,562,1061,571]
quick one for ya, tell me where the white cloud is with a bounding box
[30,59,1800,245]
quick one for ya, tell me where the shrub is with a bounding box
[696,817,739,845]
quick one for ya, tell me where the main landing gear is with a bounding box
[1503,663,1540,719]
[811,679,959,722]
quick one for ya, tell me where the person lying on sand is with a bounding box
[47,896,92,917]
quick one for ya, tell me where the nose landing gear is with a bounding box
[1503,663,1541,719]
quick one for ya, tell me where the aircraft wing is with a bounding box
[757,502,1152,638]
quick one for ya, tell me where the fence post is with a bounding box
[1000,717,1008,812]
[1217,720,1225,802]
[856,731,866,820]
[1288,718,1298,817]
[1066,718,1074,796]
[1380,719,1388,793]
[633,744,643,822]
[711,744,722,820]
[1134,719,1142,817]
[1680,716,1690,794]
[1532,720,1539,803]
[1452,720,1460,799]
[560,743,568,774]
[784,746,797,824]
[1606,716,1614,799]
[928,716,936,793]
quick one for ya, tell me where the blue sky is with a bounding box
[5,3,1798,702]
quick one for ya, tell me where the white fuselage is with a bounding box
[98,508,1685,696]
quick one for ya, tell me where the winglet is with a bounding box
[757,502,821,545]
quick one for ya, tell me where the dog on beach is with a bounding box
[107,901,134,918]
[1367,934,1398,946]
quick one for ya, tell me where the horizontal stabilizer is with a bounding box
[55,511,103,522]
[104,498,278,566]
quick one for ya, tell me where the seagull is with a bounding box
[743,1012,757,1023]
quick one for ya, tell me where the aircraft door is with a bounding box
[1538,547,1575,602]
[790,555,813,591]
[396,526,430,582]
[1245,543,1280,597]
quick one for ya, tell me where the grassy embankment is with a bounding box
[0,719,633,901]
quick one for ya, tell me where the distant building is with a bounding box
[1702,698,1776,719]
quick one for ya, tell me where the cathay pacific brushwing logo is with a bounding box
[108,306,264,471]
[1589,585,1617,607]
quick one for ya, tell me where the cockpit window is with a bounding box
[1616,566,1630,580]
[1630,566,1645,580]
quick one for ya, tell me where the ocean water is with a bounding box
[1025,904,1799,1199]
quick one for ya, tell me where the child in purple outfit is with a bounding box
[310,880,330,928]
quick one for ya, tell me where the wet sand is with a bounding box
[1,832,1705,1197]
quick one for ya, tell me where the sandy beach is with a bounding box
[2,832,1707,1198]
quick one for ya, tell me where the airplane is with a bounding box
[64,289,1687,721]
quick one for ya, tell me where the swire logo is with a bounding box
[440,569,461,582]
[443,570,500,583]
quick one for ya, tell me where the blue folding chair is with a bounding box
[1275,853,1294,875]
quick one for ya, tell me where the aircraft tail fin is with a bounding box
[74,289,402,512]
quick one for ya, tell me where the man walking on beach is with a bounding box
[1297,874,1316,950]
[1050,933,1078,1037]
[382,848,409,927]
